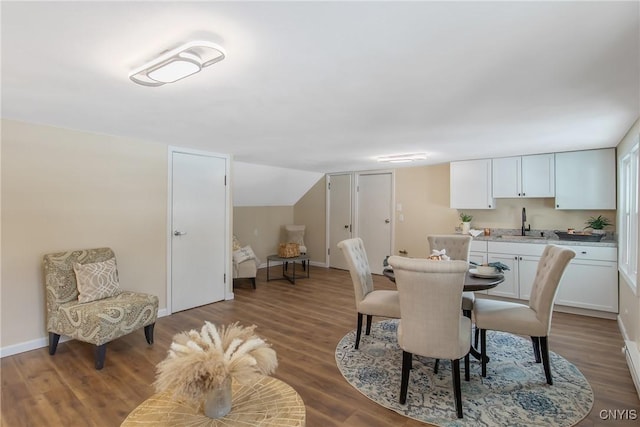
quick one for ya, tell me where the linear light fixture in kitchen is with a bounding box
[376,153,427,163]
[129,41,226,87]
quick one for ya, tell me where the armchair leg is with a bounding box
[365,315,373,335]
[452,358,463,418]
[144,323,155,345]
[400,351,412,404]
[95,344,107,370]
[48,333,60,355]
[540,336,553,385]
[355,313,363,349]
[531,336,542,363]
[251,277,256,289]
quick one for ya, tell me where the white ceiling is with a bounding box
[2,1,639,173]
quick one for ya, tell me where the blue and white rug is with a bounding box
[335,319,593,426]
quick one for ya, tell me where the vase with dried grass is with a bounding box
[154,321,278,419]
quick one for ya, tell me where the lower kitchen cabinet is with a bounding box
[555,247,618,313]
[479,241,618,315]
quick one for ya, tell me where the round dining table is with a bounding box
[382,268,505,291]
[382,267,504,361]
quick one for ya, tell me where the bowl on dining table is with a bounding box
[476,265,497,275]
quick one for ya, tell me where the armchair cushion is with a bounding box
[233,246,256,265]
[73,257,121,303]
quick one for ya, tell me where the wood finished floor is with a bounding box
[2,265,639,426]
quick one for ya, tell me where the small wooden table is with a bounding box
[266,254,310,284]
[121,376,305,427]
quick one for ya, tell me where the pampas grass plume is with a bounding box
[154,321,277,403]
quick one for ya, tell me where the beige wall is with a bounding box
[1,119,168,349]
[617,117,640,347]
[232,206,294,264]
[294,176,326,264]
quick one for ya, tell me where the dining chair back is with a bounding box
[337,238,400,349]
[428,234,475,318]
[473,244,575,384]
[388,255,470,418]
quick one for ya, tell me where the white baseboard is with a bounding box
[0,307,169,358]
[618,315,640,399]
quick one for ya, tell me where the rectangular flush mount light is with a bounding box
[129,41,226,87]
[376,153,427,163]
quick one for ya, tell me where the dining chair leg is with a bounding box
[452,358,463,419]
[464,353,470,381]
[355,313,363,349]
[474,327,479,349]
[433,359,439,374]
[531,336,542,363]
[365,315,373,335]
[480,329,487,377]
[400,351,412,404]
[540,336,553,385]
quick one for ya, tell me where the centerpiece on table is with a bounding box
[154,321,278,419]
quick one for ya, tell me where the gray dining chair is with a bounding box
[388,255,471,419]
[338,238,400,349]
[474,244,575,384]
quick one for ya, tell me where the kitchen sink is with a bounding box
[498,235,548,240]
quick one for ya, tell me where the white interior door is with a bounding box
[328,174,352,270]
[171,151,227,312]
[356,172,393,275]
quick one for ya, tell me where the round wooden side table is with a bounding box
[121,376,305,427]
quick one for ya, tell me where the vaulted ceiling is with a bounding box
[2,1,639,173]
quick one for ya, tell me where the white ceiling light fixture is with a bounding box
[376,153,428,163]
[129,40,226,87]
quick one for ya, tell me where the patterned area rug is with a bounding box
[335,319,593,426]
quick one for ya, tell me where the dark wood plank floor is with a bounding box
[2,265,639,426]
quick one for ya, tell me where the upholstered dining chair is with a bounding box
[427,235,474,317]
[388,256,470,419]
[473,244,575,385]
[43,247,159,370]
[337,238,400,349]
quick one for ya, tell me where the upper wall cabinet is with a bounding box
[450,159,495,209]
[555,148,616,210]
[492,154,555,198]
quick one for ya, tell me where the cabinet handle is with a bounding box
[489,204,492,208]
[514,256,518,260]
[520,256,523,260]
[581,251,587,254]
[522,193,526,196]
[518,193,521,196]
[556,204,560,208]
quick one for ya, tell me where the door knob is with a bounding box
[174,230,187,236]
[385,219,390,223]
[344,225,349,229]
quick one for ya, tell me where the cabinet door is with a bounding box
[487,254,519,298]
[450,159,495,209]
[517,255,541,299]
[555,259,618,312]
[555,149,616,209]
[522,154,555,197]
[492,157,521,198]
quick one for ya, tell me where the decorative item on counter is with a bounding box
[584,215,612,235]
[469,229,483,237]
[154,321,278,419]
[484,228,491,236]
[469,261,510,273]
[428,249,450,260]
[459,212,473,235]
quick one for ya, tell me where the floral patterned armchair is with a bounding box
[43,247,159,369]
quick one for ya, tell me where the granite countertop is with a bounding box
[470,228,617,247]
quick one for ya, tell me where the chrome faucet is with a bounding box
[521,207,530,236]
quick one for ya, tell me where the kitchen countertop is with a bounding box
[472,235,617,247]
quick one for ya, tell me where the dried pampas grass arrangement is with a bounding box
[154,321,278,404]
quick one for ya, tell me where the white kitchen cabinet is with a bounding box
[487,253,540,299]
[450,159,495,209]
[492,154,555,198]
[555,245,618,313]
[470,240,488,266]
[555,148,616,210]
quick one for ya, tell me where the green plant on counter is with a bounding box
[584,215,612,230]
[459,212,473,222]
